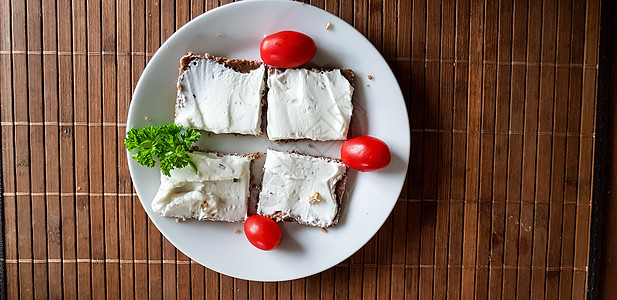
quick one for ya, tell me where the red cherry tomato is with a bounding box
[260,31,317,68]
[244,215,282,251]
[341,136,391,172]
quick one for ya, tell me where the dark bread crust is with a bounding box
[179,53,263,74]
[331,171,347,226]
[260,150,348,228]
[339,68,355,87]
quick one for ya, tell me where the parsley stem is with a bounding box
[187,159,198,174]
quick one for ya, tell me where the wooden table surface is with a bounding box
[0,0,604,299]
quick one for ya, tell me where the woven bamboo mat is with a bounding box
[0,0,601,298]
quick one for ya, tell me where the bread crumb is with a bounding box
[367,75,373,80]
[235,229,242,234]
[307,143,314,148]
[177,82,183,90]
[366,84,370,87]
[216,33,224,37]
[308,192,321,204]
[145,116,150,120]
[76,186,82,191]
[325,22,332,30]
[201,202,209,208]
[321,227,327,233]
[176,218,181,223]
[269,68,274,74]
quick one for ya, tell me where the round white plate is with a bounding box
[127,0,409,281]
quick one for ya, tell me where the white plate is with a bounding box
[127,0,409,281]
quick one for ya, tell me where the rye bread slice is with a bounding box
[176,53,267,135]
[258,150,348,228]
[264,67,355,142]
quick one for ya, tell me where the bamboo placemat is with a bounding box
[0,0,601,298]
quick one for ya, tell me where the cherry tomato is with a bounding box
[260,31,317,68]
[341,136,391,172]
[244,215,282,251]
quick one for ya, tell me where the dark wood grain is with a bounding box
[234,278,248,300]
[117,0,134,297]
[131,0,149,298]
[0,0,17,297]
[102,0,120,296]
[207,266,220,299]
[177,252,192,298]
[575,0,600,297]
[516,0,542,297]
[221,274,234,300]
[12,0,34,296]
[27,0,48,297]
[73,0,91,296]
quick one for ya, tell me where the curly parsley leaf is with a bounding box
[125,124,201,176]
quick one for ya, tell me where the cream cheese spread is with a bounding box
[175,57,265,135]
[266,68,354,141]
[151,152,252,222]
[258,149,347,227]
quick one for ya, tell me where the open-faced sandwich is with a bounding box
[151,151,259,222]
[174,53,267,136]
[257,149,347,228]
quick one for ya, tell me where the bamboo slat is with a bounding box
[130,0,149,298]
[27,0,46,298]
[43,0,61,294]
[0,0,603,298]
[2,0,17,297]
[72,0,90,297]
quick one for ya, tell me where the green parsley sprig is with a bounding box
[125,124,201,176]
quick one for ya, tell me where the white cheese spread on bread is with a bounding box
[258,149,347,227]
[266,68,353,141]
[152,152,252,222]
[175,57,265,135]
